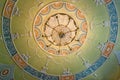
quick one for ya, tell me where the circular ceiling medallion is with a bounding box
[33,2,88,56]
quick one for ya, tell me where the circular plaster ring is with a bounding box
[2,0,118,80]
[33,2,88,56]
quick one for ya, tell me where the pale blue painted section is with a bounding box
[114,51,120,64]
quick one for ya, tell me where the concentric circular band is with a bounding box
[33,2,88,56]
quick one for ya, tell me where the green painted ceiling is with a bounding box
[0,0,120,80]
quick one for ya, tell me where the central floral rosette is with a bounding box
[44,13,77,46]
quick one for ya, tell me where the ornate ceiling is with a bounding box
[0,0,120,80]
